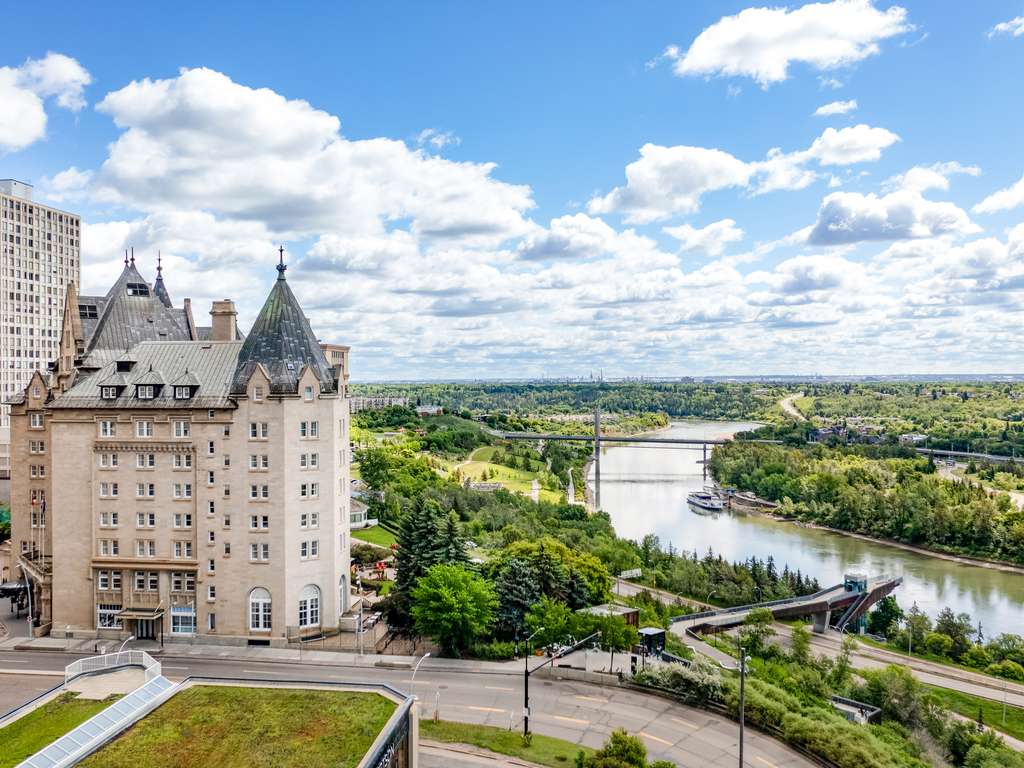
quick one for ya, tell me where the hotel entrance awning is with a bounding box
[117,607,165,620]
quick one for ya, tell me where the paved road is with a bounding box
[0,650,812,768]
[779,394,806,422]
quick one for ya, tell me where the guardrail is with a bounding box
[64,650,161,688]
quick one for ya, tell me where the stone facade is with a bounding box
[8,257,350,645]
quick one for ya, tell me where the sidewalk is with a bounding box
[3,634,638,678]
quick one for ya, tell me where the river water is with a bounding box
[589,420,1024,637]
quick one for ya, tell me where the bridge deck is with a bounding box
[670,576,901,637]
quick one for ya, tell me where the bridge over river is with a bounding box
[668,574,902,665]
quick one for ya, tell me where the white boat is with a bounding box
[687,490,724,512]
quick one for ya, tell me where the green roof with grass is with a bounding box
[77,686,397,768]
[0,693,121,768]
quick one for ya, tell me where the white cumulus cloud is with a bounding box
[814,99,858,116]
[0,52,91,152]
[808,189,979,244]
[883,161,980,194]
[973,173,1024,215]
[989,16,1024,38]
[664,219,745,256]
[663,0,911,87]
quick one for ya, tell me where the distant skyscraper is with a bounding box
[0,180,81,493]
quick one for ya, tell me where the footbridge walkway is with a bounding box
[669,574,902,665]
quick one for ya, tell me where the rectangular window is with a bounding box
[223,424,231,437]
[208,558,216,574]
[208,500,216,515]
[101,386,118,400]
[309,511,319,528]
[135,540,155,557]
[208,440,215,455]
[97,570,110,590]
[136,420,153,438]
[223,455,231,468]
[173,420,190,438]
[171,605,195,635]
[173,512,193,529]
[136,452,155,468]
[253,385,264,401]
[173,482,192,499]
[137,385,155,399]
[173,541,193,558]
[299,421,307,438]
[100,420,116,437]
[261,542,269,560]
[300,541,308,559]
[310,482,319,498]
[310,452,319,468]
[208,585,216,601]
[97,604,123,629]
[304,385,314,401]
[310,420,319,437]
[29,413,43,428]
[208,612,217,631]
[174,386,191,399]
[208,530,215,543]
[207,470,215,485]
[223,513,231,527]
[311,539,319,557]
[224,542,231,556]
[136,511,156,528]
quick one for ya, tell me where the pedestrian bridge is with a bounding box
[670,573,902,639]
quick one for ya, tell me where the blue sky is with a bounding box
[3,2,1024,379]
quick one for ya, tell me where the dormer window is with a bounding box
[101,386,119,400]
[78,304,98,319]
[126,282,150,297]
[116,360,135,373]
[174,386,192,400]
[137,385,155,400]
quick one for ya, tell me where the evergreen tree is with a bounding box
[394,497,445,595]
[437,511,470,566]
[494,558,540,636]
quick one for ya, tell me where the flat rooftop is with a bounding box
[77,685,397,768]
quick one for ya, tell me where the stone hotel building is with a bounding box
[9,252,352,645]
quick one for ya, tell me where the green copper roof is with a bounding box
[231,267,335,395]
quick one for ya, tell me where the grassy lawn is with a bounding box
[928,686,1024,742]
[78,686,396,768]
[352,525,397,548]
[1,692,121,768]
[457,461,562,503]
[420,720,593,767]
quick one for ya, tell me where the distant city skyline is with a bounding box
[2,2,1024,380]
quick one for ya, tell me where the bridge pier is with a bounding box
[811,609,831,634]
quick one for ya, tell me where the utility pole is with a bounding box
[739,649,749,768]
[593,409,601,510]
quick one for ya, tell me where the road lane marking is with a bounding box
[575,695,608,703]
[467,705,506,713]
[756,757,778,768]
[241,668,291,675]
[0,659,28,663]
[553,714,589,725]
[162,665,189,670]
[639,732,673,746]
[671,716,699,729]
[0,668,62,676]
[485,685,513,692]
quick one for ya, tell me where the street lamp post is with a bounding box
[738,648,751,768]
[411,652,431,701]
[706,590,717,606]
[523,626,545,738]
[118,635,136,654]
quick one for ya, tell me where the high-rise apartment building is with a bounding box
[0,180,81,493]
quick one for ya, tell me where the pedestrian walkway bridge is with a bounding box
[670,573,902,640]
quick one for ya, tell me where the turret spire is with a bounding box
[277,245,287,279]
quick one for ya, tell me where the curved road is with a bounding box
[0,649,812,768]
[779,394,806,422]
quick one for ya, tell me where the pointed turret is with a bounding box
[231,248,336,395]
[153,252,173,308]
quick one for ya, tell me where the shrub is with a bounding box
[632,656,725,706]
[984,658,1024,681]
[924,631,954,658]
[352,542,389,566]
[960,644,992,670]
[470,640,517,661]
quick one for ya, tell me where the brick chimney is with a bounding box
[210,299,238,341]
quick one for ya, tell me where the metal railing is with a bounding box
[64,650,161,688]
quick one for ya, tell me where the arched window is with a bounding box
[249,587,271,631]
[298,584,321,627]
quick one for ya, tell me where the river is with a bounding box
[589,420,1024,637]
